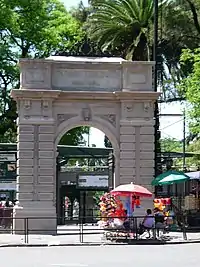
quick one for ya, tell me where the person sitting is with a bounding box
[139,209,155,238]
[154,208,165,237]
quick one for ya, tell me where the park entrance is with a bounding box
[57,145,114,225]
[11,57,159,234]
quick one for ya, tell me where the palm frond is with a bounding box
[87,0,157,60]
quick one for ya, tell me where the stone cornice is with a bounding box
[11,89,60,100]
[11,89,160,101]
[19,58,155,66]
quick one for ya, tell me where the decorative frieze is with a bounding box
[143,102,151,113]
[99,114,116,127]
[42,100,50,109]
[57,114,77,125]
[24,100,31,110]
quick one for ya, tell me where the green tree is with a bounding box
[85,0,200,103]
[87,0,157,61]
[0,0,86,145]
[104,135,112,148]
[59,127,89,145]
[160,137,182,152]
[159,0,200,102]
[179,48,200,134]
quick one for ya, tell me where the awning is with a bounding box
[185,171,200,180]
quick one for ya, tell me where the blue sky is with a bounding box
[62,0,185,147]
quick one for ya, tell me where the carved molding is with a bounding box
[82,107,91,121]
[143,102,151,113]
[24,100,31,110]
[124,103,134,112]
[99,114,116,127]
[42,100,50,109]
[23,115,50,120]
[57,114,77,125]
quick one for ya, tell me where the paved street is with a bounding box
[0,244,200,267]
[0,225,200,245]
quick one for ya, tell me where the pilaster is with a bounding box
[119,124,136,184]
[14,97,57,234]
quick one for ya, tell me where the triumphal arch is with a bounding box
[11,57,159,233]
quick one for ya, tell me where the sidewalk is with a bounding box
[0,225,200,247]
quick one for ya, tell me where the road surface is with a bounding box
[0,244,199,267]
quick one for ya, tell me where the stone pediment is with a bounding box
[19,57,154,92]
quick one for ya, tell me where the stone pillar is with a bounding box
[13,99,57,234]
[139,125,155,191]
[119,100,155,211]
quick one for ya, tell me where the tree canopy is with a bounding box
[0,0,86,145]
[179,48,200,134]
[1,0,200,148]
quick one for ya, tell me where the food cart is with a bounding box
[98,183,153,242]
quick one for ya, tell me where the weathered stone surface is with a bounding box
[38,176,54,184]
[38,193,53,201]
[12,57,159,234]
[120,159,136,168]
[140,143,154,151]
[39,125,55,133]
[140,151,154,160]
[120,142,136,151]
[39,158,55,166]
[17,167,34,176]
[17,193,33,201]
[39,134,54,142]
[39,151,54,158]
[140,160,155,168]
[120,167,136,176]
[17,184,34,193]
[17,142,34,150]
[140,126,154,135]
[120,126,135,135]
[17,150,34,159]
[140,167,154,176]
[120,134,136,143]
[38,142,54,150]
[119,176,135,184]
[17,125,34,133]
[140,134,154,143]
[120,151,136,159]
[36,185,54,193]
[38,167,54,176]
[18,176,33,184]
[17,159,34,167]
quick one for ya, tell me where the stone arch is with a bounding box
[11,56,159,234]
[55,116,120,155]
[55,115,121,188]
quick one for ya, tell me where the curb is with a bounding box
[1,239,200,248]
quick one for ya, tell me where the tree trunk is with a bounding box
[132,33,148,61]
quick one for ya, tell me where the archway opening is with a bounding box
[56,125,117,225]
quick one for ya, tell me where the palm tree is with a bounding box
[87,0,158,61]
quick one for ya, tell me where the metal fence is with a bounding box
[0,211,189,245]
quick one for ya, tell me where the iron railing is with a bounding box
[0,212,189,245]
